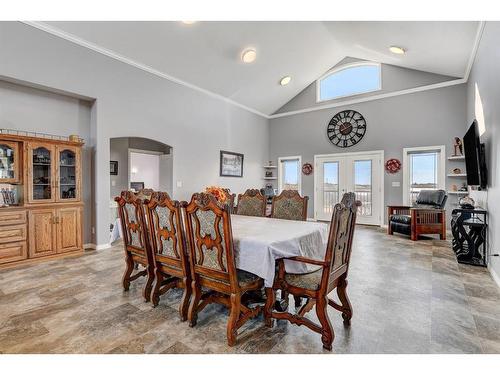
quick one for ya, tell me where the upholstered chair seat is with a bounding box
[284,268,322,290]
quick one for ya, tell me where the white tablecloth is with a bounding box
[110,218,123,244]
[231,215,329,287]
[110,214,329,287]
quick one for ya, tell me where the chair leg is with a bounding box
[188,280,201,327]
[337,277,353,324]
[227,293,241,347]
[122,255,134,291]
[316,296,334,351]
[264,287,275,328]
[151,270,164,307]
[179,277,191,322]
[143,265,155,303]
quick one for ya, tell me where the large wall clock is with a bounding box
[327,110,366,148]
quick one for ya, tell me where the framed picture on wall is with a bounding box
[130,182,144,191]
[220,150,244,177]
[110,161,118,175]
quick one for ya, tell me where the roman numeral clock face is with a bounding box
[327,110,366,148]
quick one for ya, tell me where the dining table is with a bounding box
[230,214,329,287]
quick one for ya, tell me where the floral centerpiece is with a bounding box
[205,186,229,204]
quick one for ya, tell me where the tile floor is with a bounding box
[1,226,499,354]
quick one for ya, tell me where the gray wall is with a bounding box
[109,138,129,198]
[0,22,269,246]
[0,79,93,244]
[270,84,467,220]
[466,21,500,283]
[275,57,458,114]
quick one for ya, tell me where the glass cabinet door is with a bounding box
[0,141,19,183]
[58,148,79,201]
[31,146,54,201]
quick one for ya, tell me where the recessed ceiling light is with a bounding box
[181,21,197,25]
[280,76,291,86]
[389,46,406,55]
[241,49,257,63]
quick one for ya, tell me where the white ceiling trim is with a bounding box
[21,21,484,122]
[464,21,485,81]
[270,21,484,119]
[21,21,271,119]
[269,78,466,119]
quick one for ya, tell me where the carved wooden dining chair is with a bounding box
[221,188,236,214]
[236,189,266,217]
[183,193,264,346]
[271,190,309,221]
[143,192,191,320]
[115,191,155,302]
[264,192,359,351]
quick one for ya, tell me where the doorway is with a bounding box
[314,150,384,225]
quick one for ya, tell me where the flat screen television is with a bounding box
[463,120,487,189]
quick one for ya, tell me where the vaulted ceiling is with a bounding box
[38,21,481,117]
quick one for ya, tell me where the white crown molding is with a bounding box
[21,21,484,122]
[269,78,466,119]
[270,21,484,119]
[21,21,271,119]
[464,21,485,81]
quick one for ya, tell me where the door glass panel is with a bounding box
[32,147,52,200]
[0,144,15,179]
[354,160,372,216]
[323,162,339,215]
[59,149,77,199]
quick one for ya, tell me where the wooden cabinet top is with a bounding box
[0,132,84,147]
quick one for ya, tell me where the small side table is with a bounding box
[451,207,488,267]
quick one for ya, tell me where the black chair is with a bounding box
[388,190,448,241]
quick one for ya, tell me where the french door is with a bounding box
[314,151,383,225]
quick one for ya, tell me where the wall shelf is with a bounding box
[447,174,467,177]
[448,191,468,195]
[447,156,465,160]
[263,177,277,180]
[263,165,277,169]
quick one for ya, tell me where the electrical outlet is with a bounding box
[176,180,183,188]
[91,227,95,234]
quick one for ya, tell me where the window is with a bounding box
[403,146,445,205]
[317,63,381,102]
[278,156,301,194]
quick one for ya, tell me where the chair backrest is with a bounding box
[115,191,150,258]
[271,190,308,221]
[416,189,447,208]
[221,188,236,214]
[183,193,239,291]
[136,188,155,200]
[144,191,189,274]
[236,189,266,217]
[320,192,358,288]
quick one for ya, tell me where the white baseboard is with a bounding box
[488,265,500,289]
[96,243,112,250]
[83,243,96,250]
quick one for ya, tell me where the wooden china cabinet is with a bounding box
[0,131,84,268]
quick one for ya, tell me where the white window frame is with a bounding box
[316,62,382,103]
[278,156,302,195]
[402,145,446,206]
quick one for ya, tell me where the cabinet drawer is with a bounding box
[0,224,27,244]
[0,241,27,264]
[0,210,27,226]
